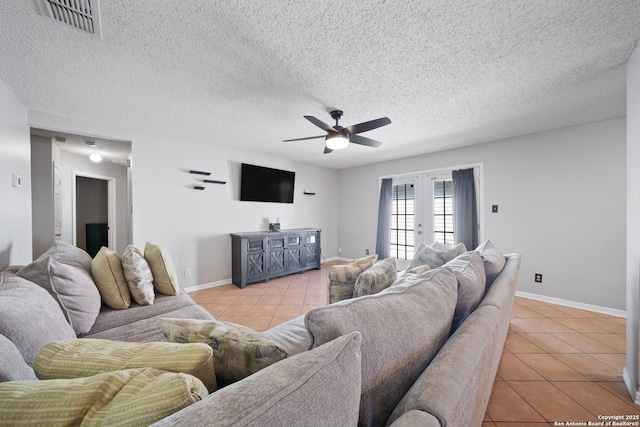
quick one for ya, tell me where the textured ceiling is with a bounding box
[1,1,639,169]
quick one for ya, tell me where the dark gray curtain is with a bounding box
[375,178,393,259]
[452,168,478,250]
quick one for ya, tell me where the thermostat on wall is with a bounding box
[12,174,22,188]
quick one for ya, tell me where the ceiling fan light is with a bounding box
[325,134,349,150]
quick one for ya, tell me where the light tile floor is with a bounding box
[189,261,640,424]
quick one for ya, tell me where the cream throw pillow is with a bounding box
[122,245,155,305]
[0,368,208,426]
[144,242,180,296]
[158,318,287,382]
[92,246,131,310]
[34,338,216,392]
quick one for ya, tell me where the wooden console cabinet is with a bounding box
[230,228,321,288]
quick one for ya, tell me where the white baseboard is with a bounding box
[624,367,640,405]
[184,279,232,293]
[515,291,626,318]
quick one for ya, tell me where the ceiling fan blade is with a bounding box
[304,116,335,133]
[349,134,383,148]
[345,117,391,135]
[324,145,333,154]
[282,135,326,142]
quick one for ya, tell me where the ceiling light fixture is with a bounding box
[325,133,349,150]
[89,153,102,162]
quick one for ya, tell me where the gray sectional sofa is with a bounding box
[0,240,520,427]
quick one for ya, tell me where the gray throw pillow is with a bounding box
[305,268,458,425]
[445,251,487,331]
[408,241,466,270]
[353,257,397,297]
[0,334,37,382]
[17,257,101,335]
[0,272,76,366]
[475,240,506,286]
[152,332,363,427]
[37,241,93,273]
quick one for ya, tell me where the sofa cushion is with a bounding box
[305,267,458,426]
[0,272,76,365]
[475,240,506,286]
[0,368,208,426]
[158,318,287,382]
[34,338,216,392]
[17,257,101,335]
[0,334,37,382]
[387,305,502,427]
[122,245,155,305]
[37,240,93,273]
[152,331,362,427]
[83,291,213,342]
[445,251,486,331]
[328,254,377,303]
[391,264,431,287]
[145,242,180,296]
[92,246,131,310]
[262,315,310,357]
[408,241,466,270]
[353,257,397,298]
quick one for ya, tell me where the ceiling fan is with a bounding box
[283,110,391,154]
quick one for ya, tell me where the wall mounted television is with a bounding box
[240,163,295,203]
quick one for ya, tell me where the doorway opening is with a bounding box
[73,173,116,257]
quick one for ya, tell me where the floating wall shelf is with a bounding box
[188,169,226,190]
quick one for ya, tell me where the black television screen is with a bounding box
[240,163,295,203]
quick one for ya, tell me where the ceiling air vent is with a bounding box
[35,0,102,38]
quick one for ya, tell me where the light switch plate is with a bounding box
[12,174,22,188]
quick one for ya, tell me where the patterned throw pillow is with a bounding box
[158,318,287,382]
[144,242,180,296]
[0,368,208,426]
[92,246,131,310]
[353,257,397,298]
[327,254,378,303]
[34,338,216,392]
[408,241,467,270]
[122,245,155,305]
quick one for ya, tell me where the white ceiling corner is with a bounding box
[1,1,639,169]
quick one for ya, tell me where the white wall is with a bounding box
[0,78,31,267]
[25,110,339,288]
[625,42,640,403]
[338,118,627,311]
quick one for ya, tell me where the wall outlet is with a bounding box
[184,268,192,277]
[534,273,542,283]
